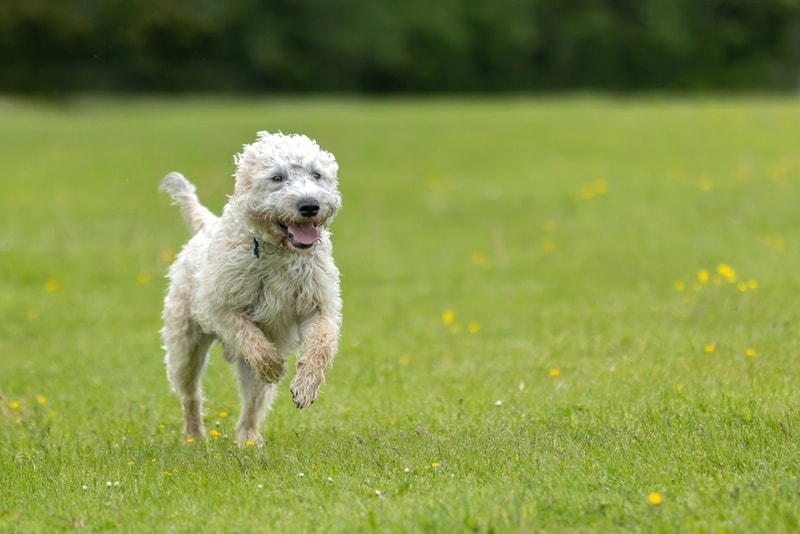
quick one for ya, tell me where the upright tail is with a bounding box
[159,172,217,235]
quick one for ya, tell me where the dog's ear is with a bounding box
[233,150,255,195]
[318,151,339,182]
[233,169,253,195]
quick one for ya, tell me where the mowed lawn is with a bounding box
[1,97,800,532]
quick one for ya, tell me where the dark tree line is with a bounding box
[1,0,799,95]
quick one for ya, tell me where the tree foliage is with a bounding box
[1,0,799,94]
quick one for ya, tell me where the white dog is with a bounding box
[159,132,342,444]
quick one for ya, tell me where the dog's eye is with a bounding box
[311,172,321,180]
[270,175,285,183]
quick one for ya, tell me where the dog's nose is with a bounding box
[297,199,320,218]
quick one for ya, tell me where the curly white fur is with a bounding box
[159,132,342,445]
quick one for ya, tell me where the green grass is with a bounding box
[2,96,800,532]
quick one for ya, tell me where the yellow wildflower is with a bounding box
[549,368,560,377]
[468,322,480,334]
[745,348,756,358]
[648,492,663,506]
[219,411,228,418]
[161,248,176,263]
[442,310,455,326]
[45,278,59,292]
[137,271,151,284]
[245,440,255,447]
[697,269,709,284]
[704,344,715,354]
[737,281,748,292]
[186,437,195,444]
[9,401,20,410]
[471,251,485,266]
[209,429,222,438]
[764,236,785,253]
[36,396,46,404]
[674,280,685,291]
[579,179,608,200]
[717,263,736,283]
[579,184,595,199]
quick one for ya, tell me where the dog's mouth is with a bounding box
[279,221,320,249]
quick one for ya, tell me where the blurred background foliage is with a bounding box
[1,0,800,95]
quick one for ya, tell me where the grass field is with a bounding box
[2,96,800,532]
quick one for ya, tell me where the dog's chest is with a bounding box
[242,257,318,327]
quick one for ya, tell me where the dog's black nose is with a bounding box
[297,199,320,218]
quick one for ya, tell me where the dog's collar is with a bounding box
[251,237,278,258]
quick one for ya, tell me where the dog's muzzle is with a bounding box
[282,222,319,249]
[282,198,322,249]
[297,199,320,218]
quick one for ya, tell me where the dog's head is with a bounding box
[233,131,341,252]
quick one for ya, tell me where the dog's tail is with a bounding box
[159,172,217,236]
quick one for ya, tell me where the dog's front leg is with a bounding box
[218,311,286,384]
[291,313,339,408]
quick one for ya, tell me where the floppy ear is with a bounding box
[319,151,339,182]
[233,149,255,195]
[233,170,252,195]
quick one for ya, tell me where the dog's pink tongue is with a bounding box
[287,222,319,245]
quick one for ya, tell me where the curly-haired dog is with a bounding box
[159,132,342,444]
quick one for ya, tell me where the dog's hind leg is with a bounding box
[162,296,213,439]
[233,357,277,445]
[165,331,213,440]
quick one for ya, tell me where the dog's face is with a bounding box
[233,132,342,252]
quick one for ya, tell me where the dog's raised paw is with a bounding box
[290,371,323,408]
[291,389,316,409]
[291,388,316,409]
